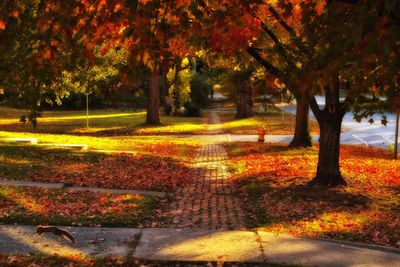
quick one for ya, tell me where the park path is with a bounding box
[167,109,245,229]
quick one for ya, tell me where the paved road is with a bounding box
[283,96,398,148]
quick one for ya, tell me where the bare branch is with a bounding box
[246,47,281,76]
[258,20,298,70]
[264,2,311,56]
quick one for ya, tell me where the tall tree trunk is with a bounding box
[313,112,346,185]
[310,75,346,186]
[290,93,312,147]
[236,79,254,118]
[160,58,170,106]
[146,65,160,125]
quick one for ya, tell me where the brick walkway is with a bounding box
[166,110,245,229]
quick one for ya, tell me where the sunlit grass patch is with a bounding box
[225,142,400,248]
[0,131,202,158]
[0,106,320,136]
[218,112,319,135]
[0,107,206,135]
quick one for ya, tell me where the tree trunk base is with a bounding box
[309,172,347,187]
[289,136,312,148]
[236,113,254,119]
[145,119,161,125]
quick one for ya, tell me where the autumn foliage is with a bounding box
[227,142,400,248]
[0,186,161,227]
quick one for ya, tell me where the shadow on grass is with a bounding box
[236,177,371,228]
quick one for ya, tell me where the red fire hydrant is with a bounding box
[258,125,267,143]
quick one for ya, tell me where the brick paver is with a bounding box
[166,110,245,229]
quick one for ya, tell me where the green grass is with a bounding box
[0,105,318,136]
[0,107,206,135]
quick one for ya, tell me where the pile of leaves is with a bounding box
[226,142,400,248]
[0,143,198,192]
[28,153,195,192]
[0,186,163,227]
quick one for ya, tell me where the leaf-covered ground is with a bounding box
[225,142,400,248]
[0,254,288,267]
[0,143,198,192]
[0,186,163,227]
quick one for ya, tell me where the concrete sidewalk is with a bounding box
[0,225,140,257]
[1,225,399,266]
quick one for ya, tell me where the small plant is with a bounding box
[184,103,202,117]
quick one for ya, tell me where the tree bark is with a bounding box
[159,58,170,106]
[236,80,254,118]
[146,65,160,125]
[310,75,347,186]
[312,111,346,185]
[290,93,312,147]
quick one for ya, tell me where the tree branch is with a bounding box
[339,96,355,116]
[246,47,281,76]
[310,95,322,122]
[258,20,298,70]
[264,2,311,56]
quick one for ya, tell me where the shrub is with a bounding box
[184,103,202,117]
[190,73,212,108]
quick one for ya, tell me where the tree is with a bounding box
[238,0,399,185]
[193,0,399,186]
[2,0,199,125]
[87,1,198,124]
[193,0,318,147]
[0,0,72,127]
[220,67,255,118]
[51,48,129,108]
[304,0,400,185]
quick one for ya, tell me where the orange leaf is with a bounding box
[11,10,19,18]
[0,20,6,30]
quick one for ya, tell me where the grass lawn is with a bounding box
[219,111,319,135]
[225,142,400,248]
[0,106,318,136]
[0,107,206,135]
[0,186,163,227]
[0,144,198,192]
